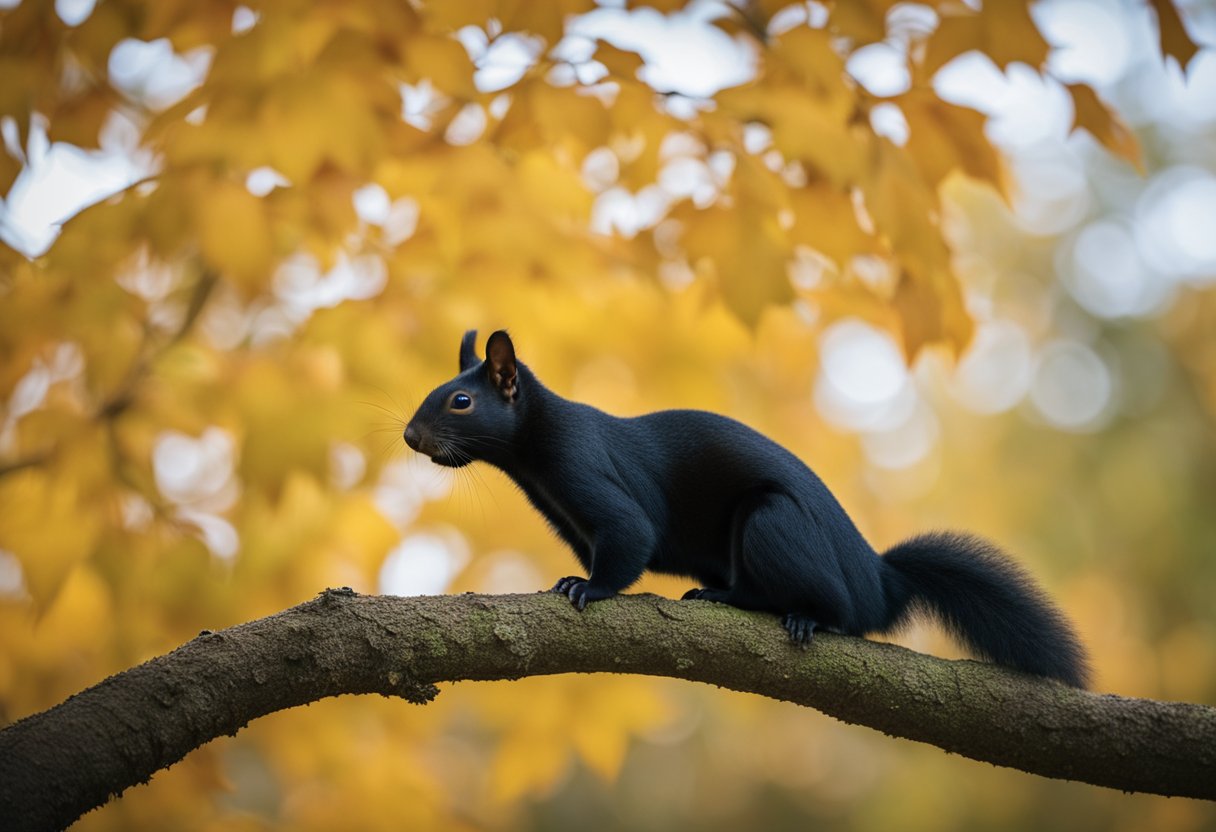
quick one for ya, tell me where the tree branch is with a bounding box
[2,590,1214,830]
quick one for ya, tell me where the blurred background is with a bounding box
[2,0,1215,829]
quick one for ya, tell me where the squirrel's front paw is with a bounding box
[550,576,586,595]
[565,580,616,611]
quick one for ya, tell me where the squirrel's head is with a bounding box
[404,329,521,468]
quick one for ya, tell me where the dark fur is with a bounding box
[405,330,1090,688]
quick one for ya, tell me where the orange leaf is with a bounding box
[923,5,1049,75]
[196,180,275,292]
[899,90,1006,197]
[828,0,897,45]
[788,182,879,267]
[1066,83,1143,173]
[1148,0,1200,74]
[892,267,974,360]
[594,39,645,79]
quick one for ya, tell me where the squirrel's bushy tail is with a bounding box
[879,532,1090,688]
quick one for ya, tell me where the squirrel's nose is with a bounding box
[403,423,421,451]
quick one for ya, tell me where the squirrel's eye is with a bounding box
[450,393,472,411]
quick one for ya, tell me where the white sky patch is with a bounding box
[245,166,290,197]
[861,397,940,470]
[153,426,242,559]
[232,6,259,35]
[1134,166,1216,286]
[474,32,545,93]
[178,509,240,560]
[374,458,453,530]
[869,102,909,145]
[821,319,908,406]
[1007,148,1092,235]
[1,119,147,256]
[379,529,470,596]
[1,342,85,453]
[329,441,367,491]
[55,0,96,27]
[951,320,1034,415]
[1035,0,1133,86]
[477,550,544,594]
[1030,340,1114,432]
[352,182,391,225]
[590,184,670,237]
[153,427,240,511]
[847,42,910,97]
[272,251,388,324]
[0,549,27,598]
[383,196,420,246]
[582,146,620,191]
[814,319,916,432]
[400,78,448,130]
[568,4,755,98]
[1065,218,1170,318]
[940,59,1075,150]
[444,103,487,145]
[108,38,212,110]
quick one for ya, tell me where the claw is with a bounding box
[554,580,614,611]
[550,575,586,595]
[682,587,729,603]
[782,613,818,647]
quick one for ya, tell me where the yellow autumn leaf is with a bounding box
[503,0,598,44]
[528,82,611,159]
[595,39,645,79]
[828,0,897,46]
[678,201,792,329]
[490,735,570,803]
[923,4,1049,75]
[516,151,594,220]
[788,181,879,267]
[406,34,477,99]
[571,714,630,781]
[1067,82,1144,173]
[0,468,103,610]
[328,494,399,571]
[47,90,113,149]
[769,26,851,111]
[861,139,947,276]
[419,0,495,33]
[196,179,274,292]
[892,266,974,359]
[718,83,864,186]
[899,90,1006,197]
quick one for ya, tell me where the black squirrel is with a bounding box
[404,330,1090,688]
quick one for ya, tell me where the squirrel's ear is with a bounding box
[459,330,478,371]
[485,330,518,401]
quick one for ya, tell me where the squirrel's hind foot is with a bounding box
[782,613,818,647]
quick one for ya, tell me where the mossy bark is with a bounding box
[2,590,1214,831]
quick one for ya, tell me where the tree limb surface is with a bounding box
[2,590,1214,830]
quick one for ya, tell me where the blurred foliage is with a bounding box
[1,0,1214,830]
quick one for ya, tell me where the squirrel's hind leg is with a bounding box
[683,490,853,643]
